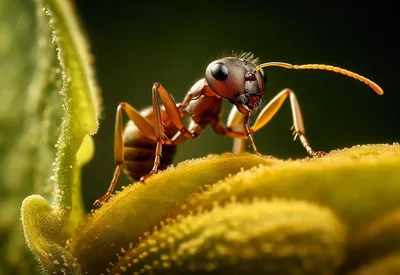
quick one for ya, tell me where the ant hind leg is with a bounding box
[93,102,158,206]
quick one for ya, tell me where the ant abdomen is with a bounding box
[122,109,178,181]
[123,138,176,181]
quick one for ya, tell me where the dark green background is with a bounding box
[74,1,399,209]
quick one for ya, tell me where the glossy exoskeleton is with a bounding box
[94,52,383,206]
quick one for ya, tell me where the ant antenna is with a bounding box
[253,62,383,95]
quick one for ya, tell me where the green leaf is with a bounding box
[12,0,101,273]
[21,195,81,275]
[0,0,61,273]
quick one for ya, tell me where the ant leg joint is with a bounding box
[298,134,327,158]
[118,102,129,110]
[311,150,327,158]
[180,127,197,139]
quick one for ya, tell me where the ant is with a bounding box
[94,52,383,206]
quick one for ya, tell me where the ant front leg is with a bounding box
[213,109,270,157]
[217,88,326,158]
[251,88,326,157]
[243,116,264,156]
[93,102,158,206]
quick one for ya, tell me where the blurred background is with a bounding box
[74,1,399,209]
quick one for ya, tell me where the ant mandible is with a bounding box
[94,52,383,206]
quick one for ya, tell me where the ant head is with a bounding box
[205,54,266,116]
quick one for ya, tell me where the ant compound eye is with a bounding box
[210,62,229,81]
[259,68,267,83]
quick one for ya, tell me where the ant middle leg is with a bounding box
[216,88,326,157]
[152,82,197,140]
[139,83,200,182]
[225,107,246,154]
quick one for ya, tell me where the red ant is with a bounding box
[94,52,383,206]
